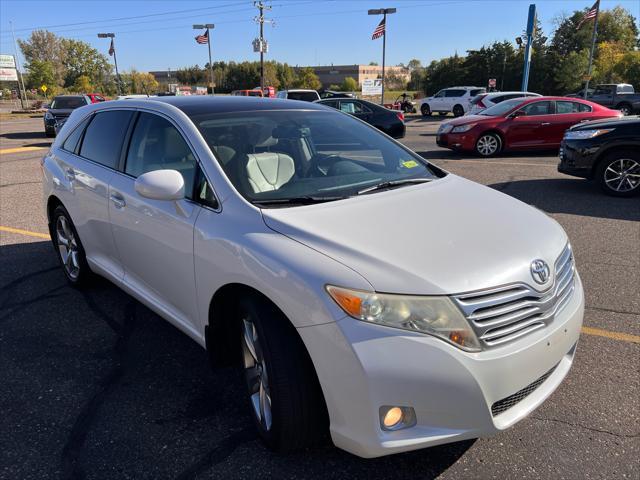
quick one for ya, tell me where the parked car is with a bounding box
[419,86,486,117]
[43,95,91,137]
[582,84,640,116]
[43,96,584,458]
[276,89,321,102]
[386,93,417,113]
[116,94,154,100]
[86,93,107,103]
[467,91,541,115]
[232,89,264,97]
[260,86,276,98]
[436,96,622,156]
[565,88,595,99]
[319,90,355,99]
[316,97,405,138]
[558,116,639,197]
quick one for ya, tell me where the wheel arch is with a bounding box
[46,195,64,237]
[477,129,505,150]
[590,143,640,178]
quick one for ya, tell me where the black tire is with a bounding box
[421,103,431,116]
[596,150,640,197]
[475,132,502,157]
[616,103,632,116]
[453,104,464,117]
[238,296,328,452]
[51,205,93,286]
[45,130,55,138]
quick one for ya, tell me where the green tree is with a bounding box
[407,59,422,71]
[613,51,640,89]
[294,67,321,90]
[18,30,66,86]
[72,75,93,93]
[340,77,358,91]
[24,60,56,90]
[594,41,626,83]
[554,50,591,93]
[61,39,112,89]
[276,63,297,89]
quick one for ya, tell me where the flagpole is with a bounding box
[207,27,214,95]
[584,2,600,99]
[381,12,386,106]
[98,33,121,95]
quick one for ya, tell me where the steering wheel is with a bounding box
[306,153,341,177]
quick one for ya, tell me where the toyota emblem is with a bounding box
[530,259,551,285]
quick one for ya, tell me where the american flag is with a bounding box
[108,39,115,56]
[195,29,209,44]
[371,18,385,40]
[576,0,599,29]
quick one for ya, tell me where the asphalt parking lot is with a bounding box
[1,113,638,480]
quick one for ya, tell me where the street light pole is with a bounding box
[368,8,396,105]
[193,24,215,95]
[97,33,122,95]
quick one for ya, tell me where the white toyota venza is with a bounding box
[42,97,584,458]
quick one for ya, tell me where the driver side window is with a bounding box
[519,101,553,116]
[434,90,445,98]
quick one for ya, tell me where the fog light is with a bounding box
[379,406,416,431]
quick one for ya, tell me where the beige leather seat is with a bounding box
[245,152,295,193]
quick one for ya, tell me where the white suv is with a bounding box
[420,86,486,117]
[275,89,321,102]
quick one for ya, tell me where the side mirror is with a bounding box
[135,169,184,201]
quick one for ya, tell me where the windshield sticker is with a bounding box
[401,160,419,168]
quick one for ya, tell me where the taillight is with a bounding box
[396,112,405,122]
[477,99,486,108]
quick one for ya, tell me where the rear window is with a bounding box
[287,91,319,102]
[79,110,134,169]
[469,89,485,97]
[470,94,488,105]
[51,97,87,109]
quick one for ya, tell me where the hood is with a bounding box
[261,175,567,295]
[569,114,633,130]
[48,108,75,116]
[447,114,493,126]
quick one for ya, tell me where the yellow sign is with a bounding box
[582,74,592,82]
[40,84,48,93]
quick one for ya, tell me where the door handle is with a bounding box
[65,168,75,181]
[541,122,551,126]
[110,192,126,209]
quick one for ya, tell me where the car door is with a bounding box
[444,89,464,112]
[108,111,204,333]
[505,100,556,148]
[590,86,614,107]
[551,101,590,144]
[430,90,446,111]
[56,110,135,279]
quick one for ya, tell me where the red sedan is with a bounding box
[436,96,622,156]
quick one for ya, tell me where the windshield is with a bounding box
[479,98,526,116]
[50,97,87,109]
[190,110,440,206]
[287,92,318,102]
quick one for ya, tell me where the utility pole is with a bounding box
[10,21,28,109]
[193,24,215,94]
[368,8,396,105]
[521,4,536,92]
[254,1,272,94]
[501,52,506,91]
[98,33,122,95]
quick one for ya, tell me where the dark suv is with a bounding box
[558,116,640,197]
[44,95,91,136]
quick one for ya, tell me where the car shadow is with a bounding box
[1,131,47,140]
[415,150,558,161]
[1,240,474,479]
[489,177,640,222]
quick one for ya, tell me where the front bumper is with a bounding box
[436,132,476,151]
[298,275,584,458]
[558,139,599,179]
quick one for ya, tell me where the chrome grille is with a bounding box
[453,244,575,348]
[491,364,558,416]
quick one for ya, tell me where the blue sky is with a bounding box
[1,0,638,72]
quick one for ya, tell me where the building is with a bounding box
[309,64,410,89]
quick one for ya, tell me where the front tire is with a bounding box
[617,103,632,116]
[596,150,640,197]
[51,205,92,286]
[421,104,431,116]
[239,297,328,452]
[475,133,502,157]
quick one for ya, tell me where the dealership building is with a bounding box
[309,64,410,88]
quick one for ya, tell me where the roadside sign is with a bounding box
[582,74,592,81]
[362,78,382,96]
[488,78,497,88]
[0,54,16,69]
[40,84,48,93]
[0,68,18,82]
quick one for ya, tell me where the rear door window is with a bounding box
[445,89,465,97]
[79,110,134,169]
[519,101,553,116]
[62,116,92,154]
[556,101,591,114]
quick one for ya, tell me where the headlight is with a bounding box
[437,123,453,134]
[326,286,481,352]
[451,123,476,133]
[564,128,613,140]
[44,111,53,120]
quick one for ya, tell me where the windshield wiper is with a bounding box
[253,195,347,206]
[357,178,432,195]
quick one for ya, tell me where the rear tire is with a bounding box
[51,205,93,286]
[596,150,640,197]
[238,296,328,452]
[421,104,431,116]
[475,133,502,157]
[453,104,464,117]
[617,103,632,116]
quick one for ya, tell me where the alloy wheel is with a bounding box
[477,135,499,156]
[242,318,272,431]
[56,215,80,280]
[603,158,640,193]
